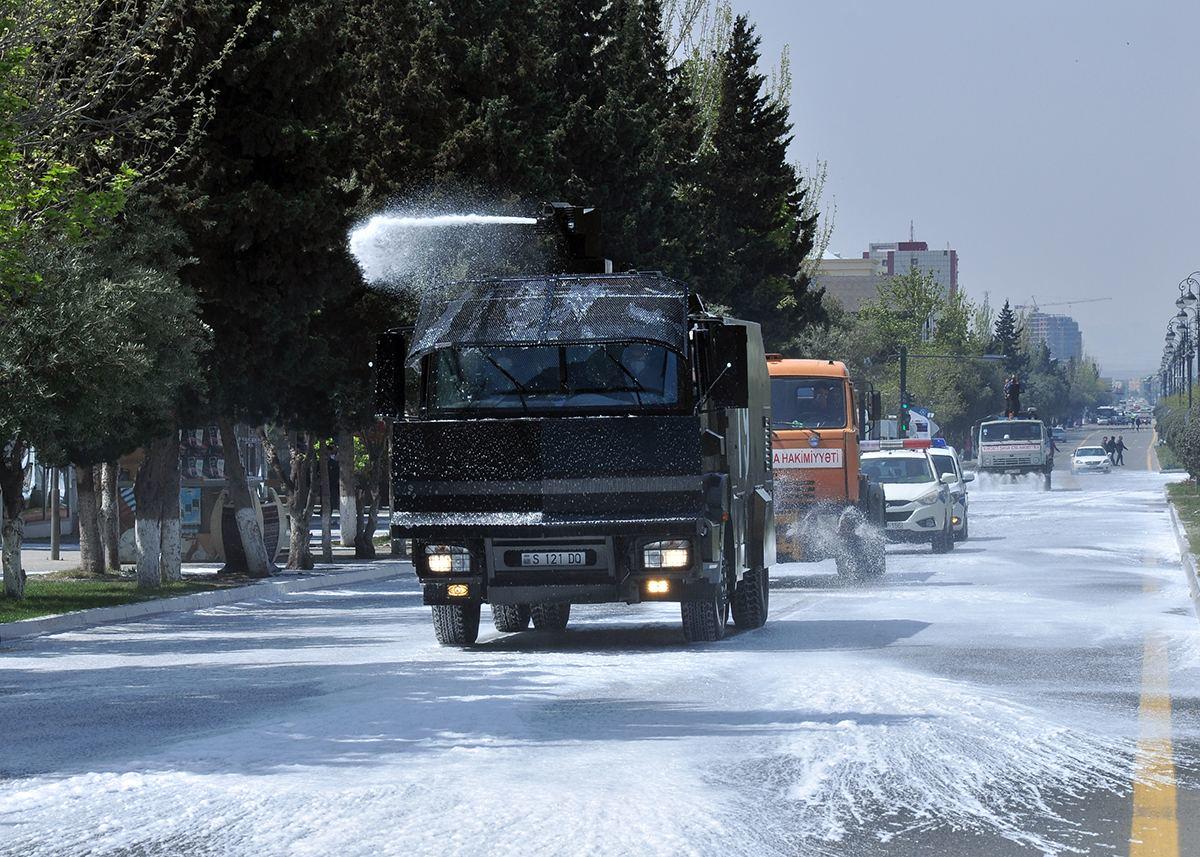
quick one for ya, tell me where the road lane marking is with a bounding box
[1148,428,1159,472]
[1130,567,1179,857]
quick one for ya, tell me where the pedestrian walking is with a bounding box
[1103,436,1114,464]
[1115,435,1127,467]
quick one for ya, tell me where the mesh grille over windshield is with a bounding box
[406,274,690,366]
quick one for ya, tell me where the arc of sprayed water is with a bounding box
[348,211,541,287]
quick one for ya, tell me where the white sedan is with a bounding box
[1071,445,1112,474]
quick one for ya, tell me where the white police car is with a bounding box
[861,439,958,553]
[929,441,974,542]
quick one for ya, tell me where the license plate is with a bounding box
[886,522,904,530]
[521,551,586,567]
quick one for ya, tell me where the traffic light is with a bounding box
[900,392,911,434]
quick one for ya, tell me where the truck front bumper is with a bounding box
[410,520,722,606]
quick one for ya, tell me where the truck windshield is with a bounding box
[860,456,933,484]
[981,422,1043,442]
[426,343,681,413]
[771,377,846,428]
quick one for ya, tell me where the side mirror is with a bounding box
[707,324,749,409]
[373,329,406,419]
[963,472,975,483]
[940,472,958,485]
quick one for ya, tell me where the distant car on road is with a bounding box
[1052,426,1067,443]
[1071,446,1112,474]
[929,442,974,542]
[861,441,958,553]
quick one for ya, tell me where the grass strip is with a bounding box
[0,576,229,624]
[1167,482,1200,556]
[1157,441,1183,471]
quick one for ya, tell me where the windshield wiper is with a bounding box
[482,354,530,413]
[604,351,646,410]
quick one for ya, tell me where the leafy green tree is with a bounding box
[0,205,206,597]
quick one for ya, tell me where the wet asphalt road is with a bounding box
[1,421,1197,856]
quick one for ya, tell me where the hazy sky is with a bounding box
[735,0,1200,377]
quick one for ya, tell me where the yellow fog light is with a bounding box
[645,579,670,594]
[446,584,469,598]
[951,516,961,526]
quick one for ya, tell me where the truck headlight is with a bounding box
[425,545,470,573]
[643,540,690,569]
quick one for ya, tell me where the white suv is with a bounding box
[929,443,974,542]
[861,441,958,553]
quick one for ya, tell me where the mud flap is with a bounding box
[749,486,774,568]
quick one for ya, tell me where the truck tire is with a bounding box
[681,568,729,642]
[732,566,769,629]
[492,604,531,632]
[432,603,480,646]
[530,602,571,631]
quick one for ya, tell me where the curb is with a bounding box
[1166,500,1200,622]
[0,562,408,645]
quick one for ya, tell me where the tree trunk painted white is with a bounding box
[99,462,121,571]
[75,464,104,575]
[285,431,315,570]
[1,441,29,598]
[1,513,24,599]
[220,418,272,578]
[318,441,333,564]
[337,430,357,547]
[134,434,176,589]
[135,516,162,589]
[160,517,182,582]
[160,441,181,582]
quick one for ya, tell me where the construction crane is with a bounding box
[1016,296,1113,312]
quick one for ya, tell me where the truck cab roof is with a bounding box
[765,356,849,378]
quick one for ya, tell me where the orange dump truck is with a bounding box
[767,356,886,579]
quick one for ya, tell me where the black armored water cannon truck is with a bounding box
[373,204,774,645]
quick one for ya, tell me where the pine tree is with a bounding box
[168,0,362,575]
[688,15,820,348]
[993,300,1024,373]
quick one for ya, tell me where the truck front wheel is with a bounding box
[432,603,481,646]
[732,566,769,630]
[682,575,729,642]
[530,602,571,631]
[492,604,531,632]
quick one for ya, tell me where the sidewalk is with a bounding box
[19,519,402,577]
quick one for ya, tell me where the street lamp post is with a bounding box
[1165,325,1177,398]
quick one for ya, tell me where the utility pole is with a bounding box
[899,345,910,436]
